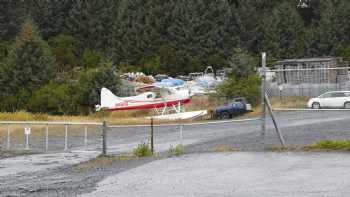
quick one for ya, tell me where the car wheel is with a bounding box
[219,112,230,119]
[311,102,320,109]
[344,102,350,109]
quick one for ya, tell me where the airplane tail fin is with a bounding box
[96,87,120,111]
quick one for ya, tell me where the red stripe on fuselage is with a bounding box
[107,98,191,111]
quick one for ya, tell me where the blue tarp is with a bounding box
[154,78,185,87]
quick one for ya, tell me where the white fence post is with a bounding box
[84,125,88,149]
[7,124,10,150]
[261,52,267,137]
[64,124,68,151]
[179,123,183,141]
[45,124,49,151]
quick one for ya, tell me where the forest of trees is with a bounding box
[0,0,350,114]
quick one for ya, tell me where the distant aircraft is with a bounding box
[96,86,207,120]
[96,86,190,111]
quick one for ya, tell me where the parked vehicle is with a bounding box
[214,97,252,119]
[154,74,169,82]
[307,91,350,109]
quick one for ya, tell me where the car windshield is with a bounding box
[319,93,331,98]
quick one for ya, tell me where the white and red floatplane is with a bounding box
[96,86,207,120]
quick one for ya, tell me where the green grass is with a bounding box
[133,142,153,157]
[267,146,293,152]
[304,140,350,151]
[168,144,185,156]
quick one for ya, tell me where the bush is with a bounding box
[133,142,153,157]
[216,74,260,105]
[168,144,185,156]
[75,62,121,114]
[27,82,77,115]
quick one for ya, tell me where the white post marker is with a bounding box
[45,125,49,151]
[179,124,183,140]
[65,124,68,151]
[24,126,31,150]
[7,124,10,150]
[84,126,88,149]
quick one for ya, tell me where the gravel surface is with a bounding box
[83,152,350,197]
[1,111,350,196]
[0,155,157,197]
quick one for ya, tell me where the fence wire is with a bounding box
[264,67,350,147]
[0,122,102,153]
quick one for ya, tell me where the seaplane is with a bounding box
[95,86,207,120]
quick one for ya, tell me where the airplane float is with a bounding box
[95,86,207,120]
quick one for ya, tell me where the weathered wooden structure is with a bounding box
[275,57,349,85]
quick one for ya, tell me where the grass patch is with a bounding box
[267,146,294,152]
[168,144,185,156]
[133,142,153,157]
[304,140,350,151]
[210,145,239,152]
[73,155,136,172]
[270,96,309,109]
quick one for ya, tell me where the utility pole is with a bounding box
[261,52,267,137]
[102,121,107,156]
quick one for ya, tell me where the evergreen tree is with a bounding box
[112,0,148,65]
[0,20,56,111]
[76,62,121,113]
[26,0,73,39]
[67,0,118,53]
[306,0,350,56]
[0,0,25,41]
[48,34,78,73]
[262,2,305,58]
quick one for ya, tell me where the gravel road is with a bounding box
[1,110,350,196]
[83,152,350,197]
[106,110,350,153]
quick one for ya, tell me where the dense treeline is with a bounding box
[0,0,350,114]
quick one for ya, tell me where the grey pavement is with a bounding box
[83,152,350,197]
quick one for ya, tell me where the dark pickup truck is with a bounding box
[214,97,252,119]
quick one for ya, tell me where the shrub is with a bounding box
[75,62,121,114]
[168,144,185,156]
[133,142,153,157]
[27,82,77,115]
[216,74,260,105]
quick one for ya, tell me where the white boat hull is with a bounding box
[148,110,207,120]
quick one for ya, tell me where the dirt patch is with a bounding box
[0,154,158,197]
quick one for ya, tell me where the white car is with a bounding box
[307,91,350,109]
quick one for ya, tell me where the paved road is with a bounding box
[1,110,349,176]
[105,110,350,153]
[1,111,350,196]
[83,152,350,197]
[3,111,349,154]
